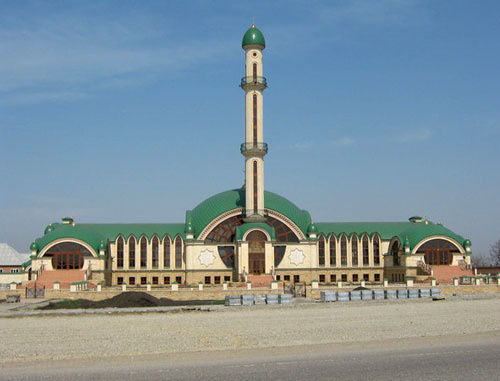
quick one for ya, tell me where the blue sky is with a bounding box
[1,0,499,259]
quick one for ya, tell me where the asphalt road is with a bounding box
[3,331,500,380]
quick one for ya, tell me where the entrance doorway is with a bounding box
[247,230,266,275]
[417,239,460,266]
[45,242,92,270]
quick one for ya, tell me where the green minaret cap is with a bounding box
[242,25,265,49]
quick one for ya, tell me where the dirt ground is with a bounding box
[1,297,500,364]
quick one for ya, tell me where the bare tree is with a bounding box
[489,239,500,266]
[471,254,489,267]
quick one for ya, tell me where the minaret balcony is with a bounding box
[240,142,268,156]
[240,76,267,89]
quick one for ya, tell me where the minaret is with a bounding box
[241,25,267,221]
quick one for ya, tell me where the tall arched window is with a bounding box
[253,62,257,78]
[175,236,182,268]
[352,235,358,266]
[253,161,258,213]
[152,236,159,269]
[362,235,369,266]
[373,235,380,265]
[329,235,336,266]
[252,93,258,142]
[163,236,170,269]
[128,236,136,268]
[318,236,325,266]
[140,237,147,268]
[341,235,347,266]
[117,237,124,268]
[392,241,400,266]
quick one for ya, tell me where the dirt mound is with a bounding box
[352,286,371,291]
[94,292,162,308]
[41,292,224,310]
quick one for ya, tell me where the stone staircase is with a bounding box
[247,274,273,287]
[31,270,87,289]
[431,265,474,283]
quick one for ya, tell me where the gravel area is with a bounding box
[1,297,499,363]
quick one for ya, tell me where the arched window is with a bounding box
[218,246,235,268]
[362,235,369,266]
[253,93,258,142]
[205,214,299,244]
[163,236,170,269]
[392,241,400,266]
[45,242,92,270]
[351,235,358,266]
[417,239,460,265]
[152,236,159,269]
[329,235,336,266]
[266,216,299,243]
[117,237,124,268]
[253,62,257,78]
[253,161,258,213]
[318,235,325,266]
[341,235,347,266]
[128,236,136,268]
[175,236,183,268]
[206,215,243,243]
[274,246,286,267]
[373,235,380,265]
[140,237,147,268]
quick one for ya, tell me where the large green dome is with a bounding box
[190,188,311,237]
[242,25,265,48]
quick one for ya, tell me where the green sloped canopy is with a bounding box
[236,223,276,241]
[315,221,466,250]
[190,188,312,238]
[33,223,185,254]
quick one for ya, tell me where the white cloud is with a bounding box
[393,128,432,143]
[0,12,229,104]
[331,136,355,146]
[0,91,91,105]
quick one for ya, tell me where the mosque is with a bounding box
[25,26,473,288]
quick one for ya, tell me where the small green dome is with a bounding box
[403,237,411,249]
[44,224,53,235]
[242,25,265,49]
[463,239,471,247]
[98,240,106,250]
[307,223,318,234]
[30,242,38,251]
[185,221,194,234]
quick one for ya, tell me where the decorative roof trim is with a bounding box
[38,238,99,259]
[411,235,465,255]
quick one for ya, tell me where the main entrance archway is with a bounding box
[416,239,461,265]
[45,242,93,270]
[247,230,266,275]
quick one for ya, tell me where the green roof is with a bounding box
[34,223,185,254]
[236,223,276,241]
[190,188,312,238]
[242,25,265,48]
[315,221,466,250]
